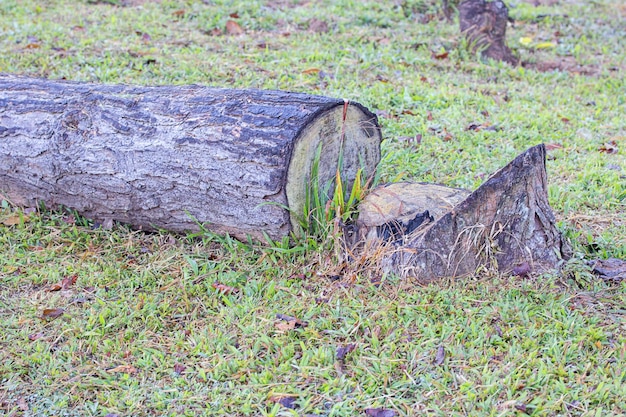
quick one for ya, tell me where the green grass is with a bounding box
[1,0,625,415]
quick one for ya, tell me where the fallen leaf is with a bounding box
[212,282,238,294]
[426,111,433,121]
[42,308,65,320]
[545,143,564,151]
[269,395,298,409]
[308,18,329,33]
[225,19,243,35]
[536,41,555,49]
[365,408,397,417]
[519,36,533,46]
[275,320,297,331]
[598,141,618,154]
[434,345,445,365]
[302,68,321,74]
[25,43,41,49]
[106,364,137,374]
[432,50,448,60]
[229,12,239,18]
[172,9,185,17]
[276,313,308,327]
[28,332,45,341]
[336,343,356,361]
[174,363,186,375]
[1,214,29,226]
[17,397,28,411]
[513,262,531,277]
[48,274,78,292]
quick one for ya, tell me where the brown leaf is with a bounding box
[17,397,28,411]
[42,308,65,320]
[174,363,186,375]
[432,50,449,60]
[269,395,298,409]
[434,345,445,365]
[48,274,78,292]
[225,20,244,35]
[365,408,397,417]
[513,261,531,277]
[598,141,618,154]
[212,281,238,294]
[106,364,137,374]
[25,43,41,49]
[426,111,433,121]
[276,313,308,327]
[172,9,185,17]
[545,143,564,151]
[308,18,329,33]
[302,68,321,74]
[1,214,29,226]
[229,12,240,18]
[336,343,356,361]
[28,332,45,341]
[275,320,297,332]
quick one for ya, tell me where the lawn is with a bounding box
[0,0,625,416]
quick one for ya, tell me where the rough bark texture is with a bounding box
[0,74,381,240]
[379,145,571,280]
[459,0,518,65]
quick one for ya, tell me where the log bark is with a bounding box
[0,74,381,240]
[459,0,518,65]
[356,145,571,280]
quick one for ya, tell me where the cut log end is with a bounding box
[286,103,381,232]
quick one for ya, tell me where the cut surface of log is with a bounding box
[0,74,381,240]
[357,145,570,280]
[355,182,470,242]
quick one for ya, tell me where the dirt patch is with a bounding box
[523,56,600,76]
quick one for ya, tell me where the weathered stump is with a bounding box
[356,145,571,280]
[0,75,381,240]
[459,0,518,65]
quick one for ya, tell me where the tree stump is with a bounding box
[356,145,571,280]
[0,74,381,240]
[459,0,518,65]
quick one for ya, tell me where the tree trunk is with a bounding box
[0,74,381,240]
[459,0,518,65]
[356,145,571,280]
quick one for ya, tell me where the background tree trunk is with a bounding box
[0,75,381,240]
[459,0,518,65]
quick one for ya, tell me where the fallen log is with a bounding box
[0,74,381,240]
[356,144,571,280]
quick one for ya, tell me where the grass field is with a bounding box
[0,0,625,416]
